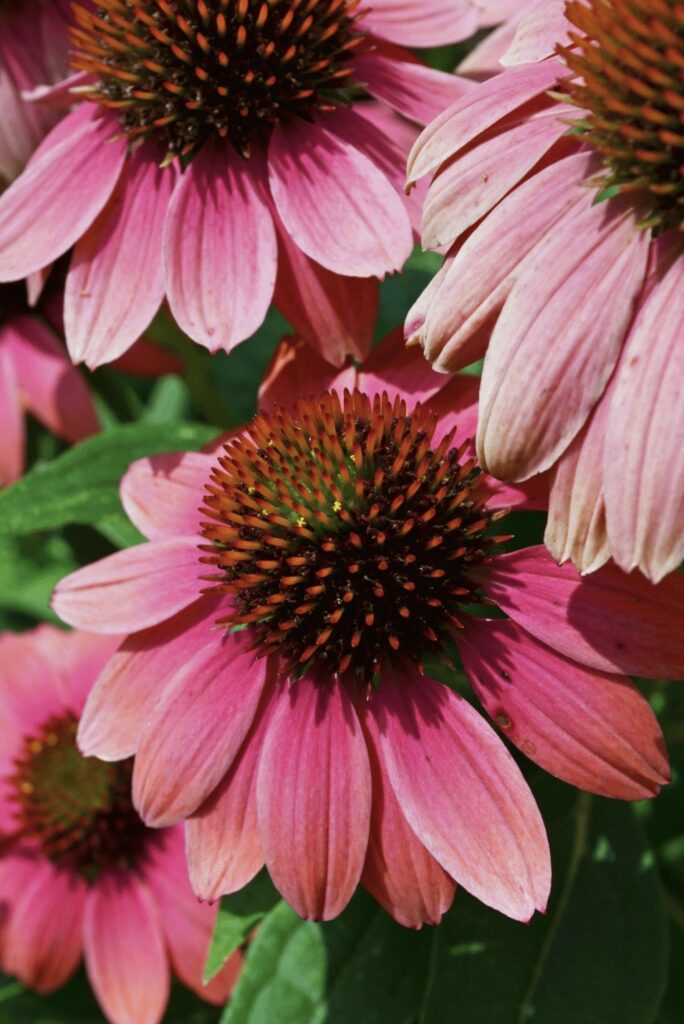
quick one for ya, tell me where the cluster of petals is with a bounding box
[0,0,522,370]
[406,0,684,583]
[52,331,683,931]
[0,281,98,486]
[0,625,240,1024]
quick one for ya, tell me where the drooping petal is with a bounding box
[133,632,267,827]
[64,142,176,367]
[83,876,169,1024]
[458,11,527,80]
[165,143,277,352]
[459,617,669,800]
[604,249,684,582]
[259,336,354,412]
[477,202,650,480]
[4,315,99,441]
[53,538,203,633]
[269,118,412,277]
[358,0,479,47]
[77,595,225,760]
[120,451,214,542]
[1,856,86,993]
[480,546,684,679]
[359,708,455,929]
[0,106,126,280]
[0,336,24,486]
[371,668,550,922]
[257,677,371,920]
[353,54,473,126]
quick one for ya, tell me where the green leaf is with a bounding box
[420,786,668,1024]
[0,421,216,537]
[0,534,77,624]
[205,872,281,983]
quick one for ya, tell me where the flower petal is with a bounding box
[165,143,277,352]
[259,336,354,412]
[501,0,571,66]
[459,617,669,800]
[257,677,371,920]
[358,0,479,47]
[133,632,268,827]
[371,668,550,921]
[53,538,203,633]
[0,106,125,280]
[353,54,473,126]
[64,142,176,368]
[83,876,169,1024]
[120,451,214,542]
[269,118,411,277]
[0,336,24,486]
[481,546,684,679]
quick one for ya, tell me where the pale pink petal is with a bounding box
[359,708,455,928]
[604,250,684,582]
[25,265,53,306]
[83,875,169,1024]
[257,677,371,920]
[371,668,550,921]
[353,54,473,126]
[415,153,595,370]
[165,144,277,352]
[0,337,24,486]
[145,830,242,1004]
[459,617,669,800]
[477,202,650,480]
[458,11,528,79]
[422,110,568,249]
[31,626,121,713]
[186,691,275,901]
[53,538,203,633]
[358,0,479,46]
[0,106,126,280]
[480,546,684,679]
[120,451,213,542]
[259,336,351,412]
[473,0,525,23]
[2,857,86,993]
[5,315,99,441]
[64,142,176,367]
[358,326,446,405]
[269,118,412,277]
[78,596,226,760]
[0,629,67,739]
[0,63,44,182]
[406,60,565,187]
[133,632,268,827]
[272,205,377,365]
[501,0,571,66]
[545,388,612,574]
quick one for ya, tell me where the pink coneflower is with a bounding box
[0,0,493,369]
[0,1,75,185]
[0,625,241,1024]
[406,0,684,582]
[0,280,98,487]
[52,331,681,930]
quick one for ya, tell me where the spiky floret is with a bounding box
[8,713,155,881]
[559,0,684,231]
[71,0,365,159]
[200,390,508,685]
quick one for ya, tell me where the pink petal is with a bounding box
[133,632,268,827]
[481,546,684,679]
[53,538,203,633]
[604,249,684,582]
[78,595,225,760]
[31,626,121,713]
[64,142,176,368]
[186,691,275,901]
[358,0,479,47]
[83,876,169,1024]
[0,106,126,280]
[0,628,68,739]
[1,856,86,993]
[272,211,378,366]
[371,668,550,921]
[259,336,352,412]
[458,12,528,80]
[358,326,446,406]
[359,708,455,928]
[120,451,213,541]
[407,60,565,187]
[459,617,669,801]
[268,118,411,277]
[257,677,371,920]
[353,54,473,126]
[0,336,24,485]
[501,0,571,66]
[422,110,568,249]
[477,202,650,480]
[165,143,277,352]
[4,314,99,441]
